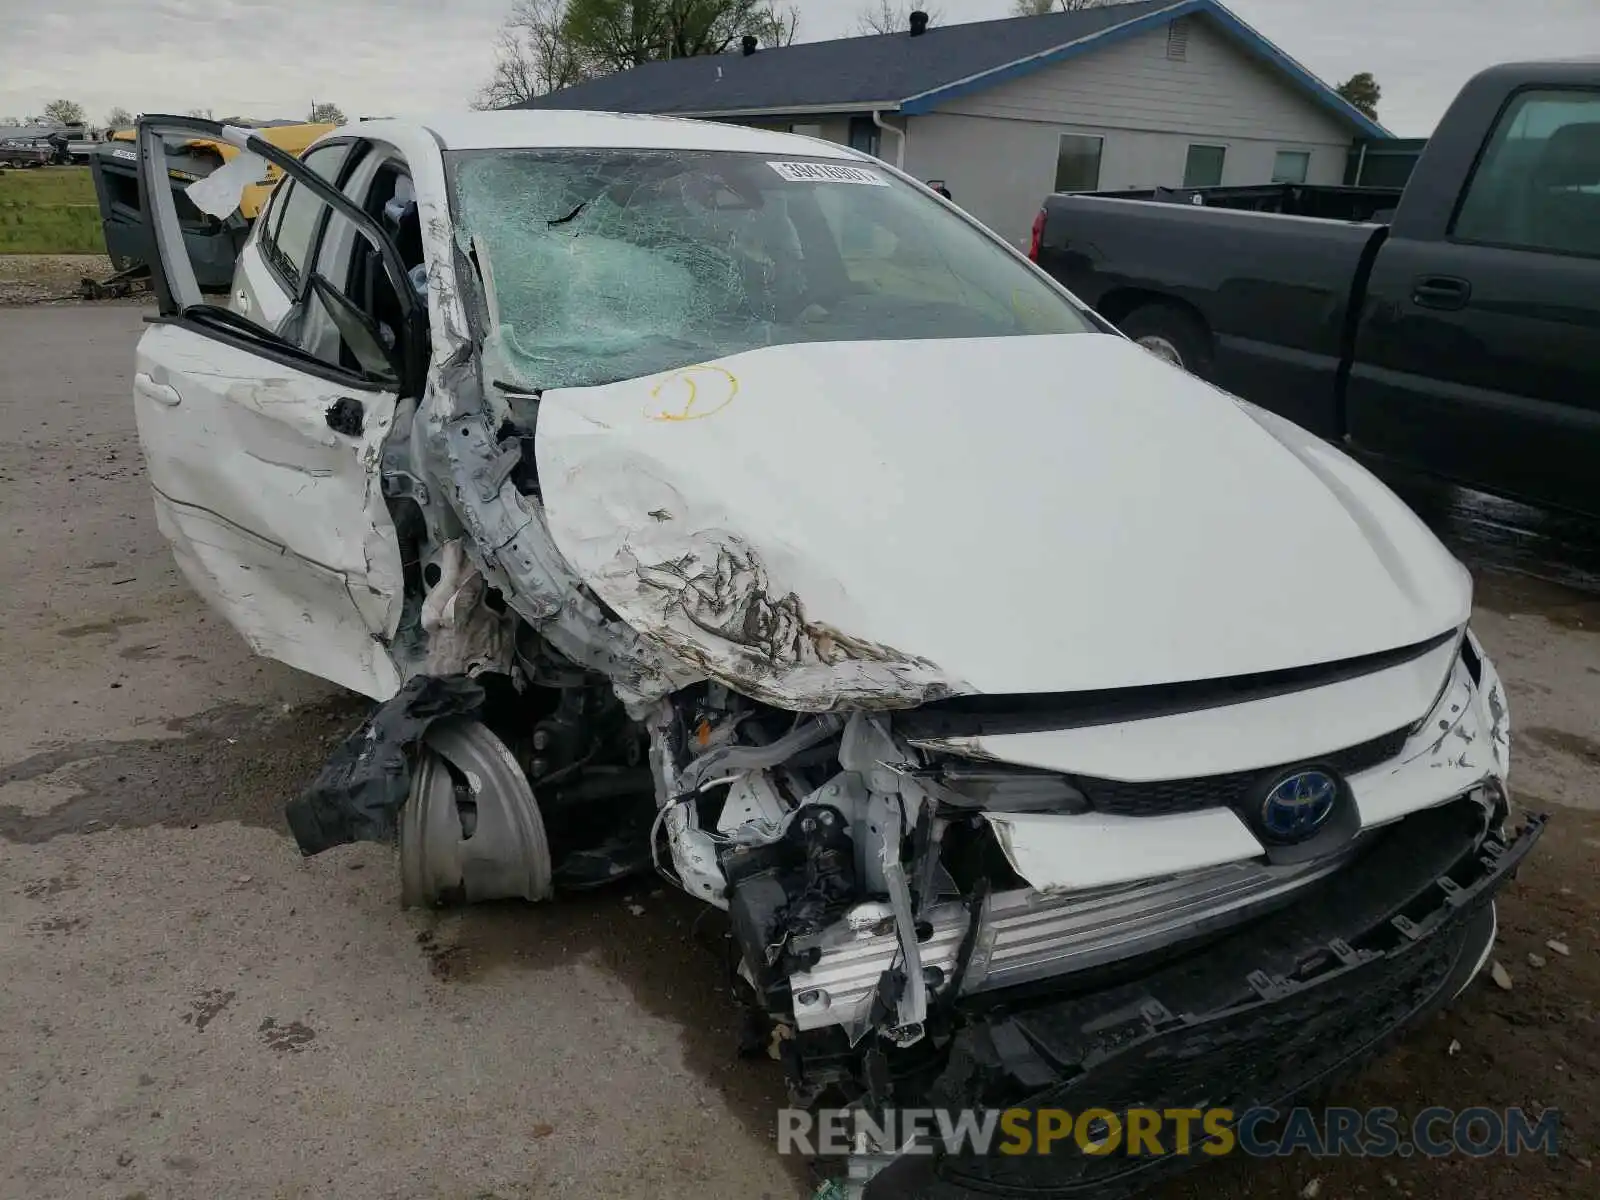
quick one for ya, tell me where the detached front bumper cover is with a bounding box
[865,807,1546,1199]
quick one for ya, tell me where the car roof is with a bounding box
[390,110,865,157]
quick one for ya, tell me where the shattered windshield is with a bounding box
[447,148,1093,390]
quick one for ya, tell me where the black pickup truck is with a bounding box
[1031,61,1600,518]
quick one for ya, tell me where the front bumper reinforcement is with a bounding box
[865,806,1546,1199]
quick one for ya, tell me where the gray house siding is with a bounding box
[905,17,1353,246]
[936,18,1352,143]
[902,112,1069,245]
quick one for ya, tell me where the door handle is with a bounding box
[1411,275,1471,311]
[134,371,181,406]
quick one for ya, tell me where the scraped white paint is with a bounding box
[131,322,404,699]
[152,492,401,698]
[1350,653,1499,828]
[539,334,1468,705]
[1468,629,1512,780]
[936,637,1460,781]
[984,808,1265,893]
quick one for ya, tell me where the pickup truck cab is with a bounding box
[1033,61,1600,517]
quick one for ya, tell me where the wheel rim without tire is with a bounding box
[399,718,553,908]
[1136,334,1185,368]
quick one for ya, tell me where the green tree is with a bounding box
[41,98,85,125]
[1336,72,1381,120]
[308,101,346,124]
[562,0,797,68]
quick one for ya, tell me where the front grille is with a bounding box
[785,855,1352,1031]
[1074,725,1410,817]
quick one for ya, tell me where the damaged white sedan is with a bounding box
[129,112,1542,1197]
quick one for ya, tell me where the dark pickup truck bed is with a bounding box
[1084,181,1403,222]
[1031,60,1600,518]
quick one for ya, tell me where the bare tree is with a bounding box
[42,98,85,125]
[105,106,135,128]
[474,0,800,108]
[752,2,801,46]
[308,101,346,124]
[474,0,592,108]
[856,1,943,36]
[1011,0,1127,14]
[185,107,214,119]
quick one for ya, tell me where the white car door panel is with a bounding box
[152,491,403,698]
[132,117,418,699]
[133,322,405,698]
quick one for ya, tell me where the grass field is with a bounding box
[0,166,105,254]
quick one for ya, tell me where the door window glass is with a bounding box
[1453,88,1600,257]
[1272,150,1311,184]
[1183,144,1227,188]
[140,120,416,390]
[1054,134,1103,192]
[282,202,408,382]
[260,142,352,290]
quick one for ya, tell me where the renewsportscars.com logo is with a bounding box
[778,1105,1561,1159]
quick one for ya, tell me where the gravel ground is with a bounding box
[0,304,1595,1200]
[0,254,120,304]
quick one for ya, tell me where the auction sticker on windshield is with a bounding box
[767,161,888,186]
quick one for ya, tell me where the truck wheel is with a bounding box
[1118,304,1212,376]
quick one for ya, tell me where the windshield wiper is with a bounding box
[492,378,543,399]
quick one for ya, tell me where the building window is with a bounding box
[1452,88,1600,258]
[789,123,824,140]
[1054,133,1103,192]
[847,116,881,159]
[1183,143,1227,188]
[1272,150,1311,184]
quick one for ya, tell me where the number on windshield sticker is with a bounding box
[766,161,888,186]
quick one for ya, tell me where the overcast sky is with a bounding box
[1,0,1595,137]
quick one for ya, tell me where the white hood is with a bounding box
[535,334,1470,710]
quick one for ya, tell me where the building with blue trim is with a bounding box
[518,1,1390,246]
